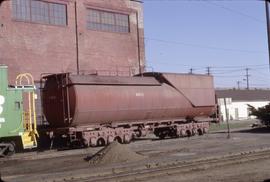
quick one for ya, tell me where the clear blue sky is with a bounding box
[143,0,270,88]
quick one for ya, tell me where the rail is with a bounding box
[67,148,270,182]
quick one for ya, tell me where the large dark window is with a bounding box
[87,9,129,33]
[12,0,67,26]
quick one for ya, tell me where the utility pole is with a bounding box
[189,68,193,74]
[265,0,270,68]
[223,98,230,139]
[237,81,241,90]
[245,68,250,90]
[136,11,142,74]
[206,67,211,75]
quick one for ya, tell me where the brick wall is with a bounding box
[0,0,145,83]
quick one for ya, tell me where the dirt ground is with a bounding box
[2,120,270,182]
[142,159,270,182]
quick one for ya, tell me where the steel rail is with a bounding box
[68,149,270,182]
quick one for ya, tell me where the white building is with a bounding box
[216,89,270,121]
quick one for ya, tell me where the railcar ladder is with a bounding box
[16,73,38,149]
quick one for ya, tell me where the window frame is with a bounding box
[12,0,68,27]
[86,8,130,34]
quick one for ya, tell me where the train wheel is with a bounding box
[136,130,142,138]
[97,138,106,147]
[180,130,186,137]
[203,127,209,134]
[192,129,197,136]
[197,129,203,136]
[90,138,97,147]
[3,142,15,156]
[114,136,122,144]
[186,130,192,137]
[107,135,114,144]
[123,135,131,144]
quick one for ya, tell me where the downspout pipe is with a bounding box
[74,1,80,75]
[136,11,142,75]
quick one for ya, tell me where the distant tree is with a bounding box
[248,103,270,126]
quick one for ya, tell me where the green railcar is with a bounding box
[0,65,38,156]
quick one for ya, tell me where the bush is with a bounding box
[248,104,270,126]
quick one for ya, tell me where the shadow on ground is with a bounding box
[233,127,270,134]
[213,127,270,134]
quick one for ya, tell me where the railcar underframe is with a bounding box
[40,119,210,148]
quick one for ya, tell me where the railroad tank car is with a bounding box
[42,72,215,127]
[0,65,38,156]
[41,72,216,147]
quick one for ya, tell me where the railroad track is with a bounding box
[0,135,191,162]
[64,148,270,182]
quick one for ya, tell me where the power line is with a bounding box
[206,1,264,23]
[250,69,270,77]
[148,63,270,87]
[214,75,245,78]
[211,64,268,69]
[144,37,267,54]
[147,60,270,70]
[212,68,249,74]
[147,60,205,68]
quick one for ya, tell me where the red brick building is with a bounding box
[0,0,145,82]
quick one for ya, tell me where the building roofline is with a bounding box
[216,89,270,102]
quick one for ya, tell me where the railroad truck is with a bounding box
[0,65,38,156]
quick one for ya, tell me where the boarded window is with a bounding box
[87,9,129,33]
[12,0,67,26]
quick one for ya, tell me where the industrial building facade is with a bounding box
[0,0,145,82]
